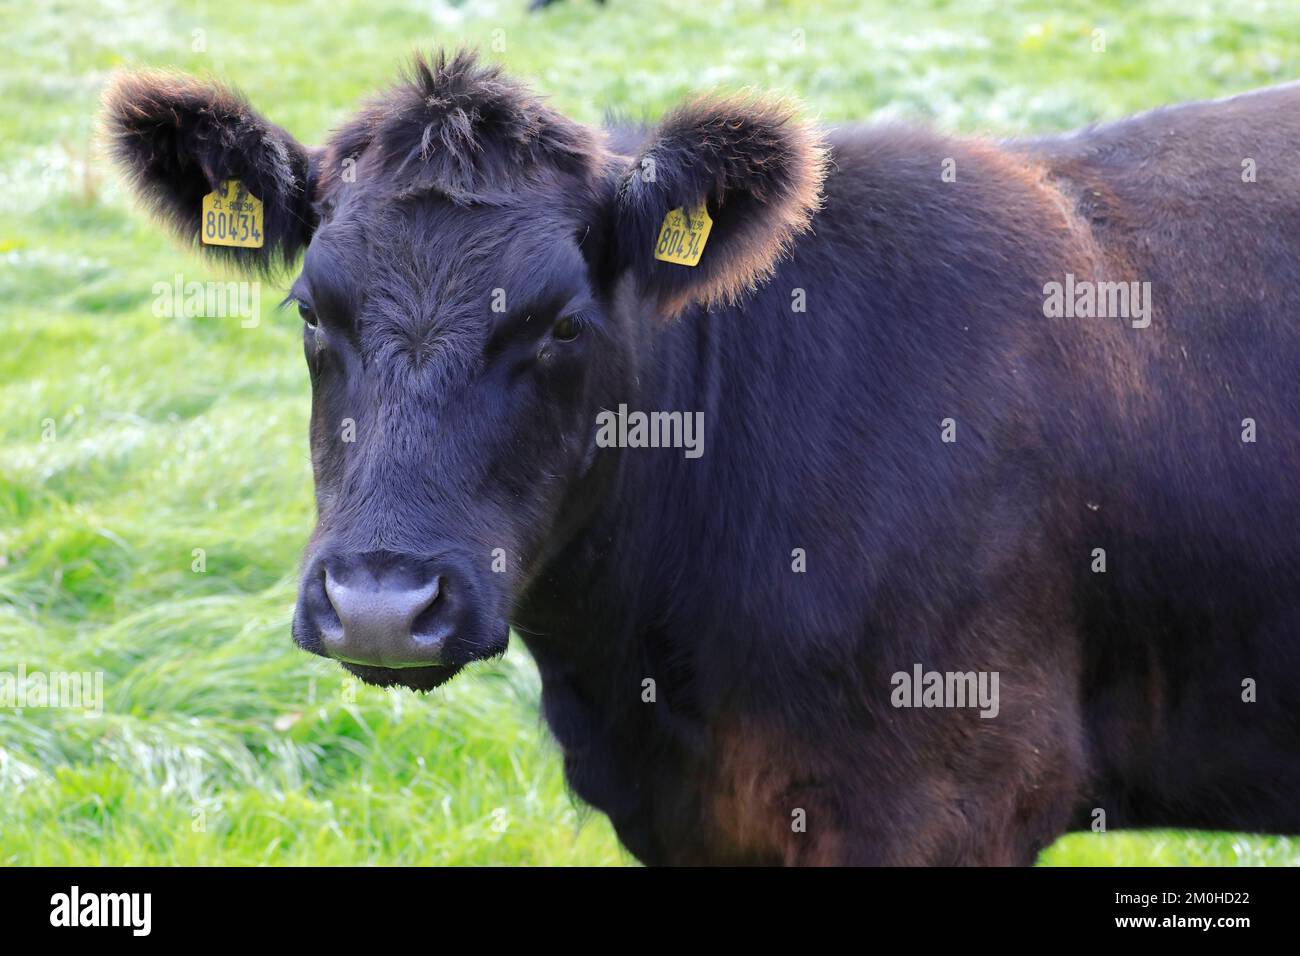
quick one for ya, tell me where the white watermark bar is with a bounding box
[0,664,104,717]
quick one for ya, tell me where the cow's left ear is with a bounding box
[608,93,827,317]
[100,70,316,274]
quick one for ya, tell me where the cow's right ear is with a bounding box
[100,71,316,274]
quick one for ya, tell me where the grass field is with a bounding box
[2,0,1299,865]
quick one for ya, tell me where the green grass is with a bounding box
[1,0,1298,865]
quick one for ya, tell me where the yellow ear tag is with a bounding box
[654,203,712,266]
[200,179,264,248]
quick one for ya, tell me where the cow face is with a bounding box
[102,51,824,691]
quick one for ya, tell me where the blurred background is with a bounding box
[2,0,1299,865]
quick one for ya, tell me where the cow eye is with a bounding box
[553,315,580,342]
[298,301,318,329]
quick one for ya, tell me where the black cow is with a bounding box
[103,51,1300,865]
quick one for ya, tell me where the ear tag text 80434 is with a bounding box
[201,180,264,248]
[654,203,712,266]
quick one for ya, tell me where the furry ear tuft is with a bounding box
[100,70,315,274]
[614,92,827,316]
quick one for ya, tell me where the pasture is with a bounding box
[2,0,1299,865]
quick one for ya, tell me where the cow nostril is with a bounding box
[410,576,449,647]
[314,565,342,636]
[424,575,442,608]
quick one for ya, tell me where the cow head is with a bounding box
[102,50,825,691]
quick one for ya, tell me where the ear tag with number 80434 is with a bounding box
[654,203,712,266]
[201,180,264,249]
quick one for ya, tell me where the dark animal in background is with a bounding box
[530,0,606,12]
[103,50,1300,864]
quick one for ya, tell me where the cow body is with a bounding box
[104,54,1300,865]
[518,86,1300,864]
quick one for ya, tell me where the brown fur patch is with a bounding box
[704,716,844,865]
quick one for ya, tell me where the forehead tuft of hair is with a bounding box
[321,49,604,204]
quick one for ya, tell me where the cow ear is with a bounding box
[609,93,827,317]
[100,70,316,274]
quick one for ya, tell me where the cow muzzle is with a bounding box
[292,548,508,690]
